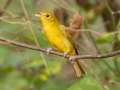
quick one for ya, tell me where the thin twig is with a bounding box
[19,0,50,73]
[3,0,12,10]
[0,37,120,60]
[0,0,12,16]
[0,37,64,57]
[70,51,120,60]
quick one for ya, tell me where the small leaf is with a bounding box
[96,33,114,44]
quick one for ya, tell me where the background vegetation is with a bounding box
[0,0,120,90]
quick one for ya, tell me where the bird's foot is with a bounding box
[69,56,76,62]
[63,52,69,57]
[46,48,53,55]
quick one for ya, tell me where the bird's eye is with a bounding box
[46,14,50,18]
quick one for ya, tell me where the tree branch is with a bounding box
[0,37,65,57]
[70,51,120,60]
[0,36,120,60]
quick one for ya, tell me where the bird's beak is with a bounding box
[35,12,41,17]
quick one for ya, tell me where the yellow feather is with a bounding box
[36,11,85,77]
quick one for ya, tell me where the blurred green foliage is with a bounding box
[0,0,120,90]
[96,32,114,44]
[68,76,103,90]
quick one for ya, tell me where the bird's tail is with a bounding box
[72,59,86,78]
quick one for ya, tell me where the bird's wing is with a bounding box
[60,25,79,54]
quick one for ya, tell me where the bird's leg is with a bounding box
[46,48,53,55]
[46,48,58,54]
[63,52,69,57]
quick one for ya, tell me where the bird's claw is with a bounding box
[63,52,68,57]
[46,48,53,55]
[69,56,76,62]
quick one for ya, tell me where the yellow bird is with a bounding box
[35,11,85,77]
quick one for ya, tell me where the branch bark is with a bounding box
[0,37,120,60]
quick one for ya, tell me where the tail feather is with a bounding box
[72,59,85,78]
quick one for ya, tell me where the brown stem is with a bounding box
[0,0,12,16]
[0,37,120,60]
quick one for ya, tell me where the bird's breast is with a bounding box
[43,24,76,55]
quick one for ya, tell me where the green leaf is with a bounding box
[68,75,103,90]
[96,33,114,44]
